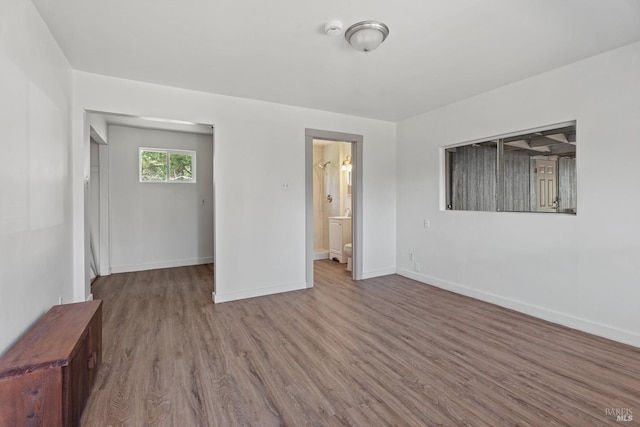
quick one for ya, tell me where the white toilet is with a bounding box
[343,243,352,272]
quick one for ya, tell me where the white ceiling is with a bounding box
[33,0,640,121]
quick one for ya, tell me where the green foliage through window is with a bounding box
[140,150,168,182]
[169,153,193,181]
[140,148,196,183]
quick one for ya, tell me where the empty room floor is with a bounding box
[82,261,639,426]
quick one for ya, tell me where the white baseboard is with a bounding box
[214,281,306,303]
[362,267,397,279]
[397,269,640,348]
[111,257,214,274]
[314,252,329,260]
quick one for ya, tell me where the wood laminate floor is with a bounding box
[82,261,639,426]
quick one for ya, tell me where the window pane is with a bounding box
[445,123,576,214]
[140,150,167,182]
[503,148,531,212]
[502,125,576,214]
[557,157,577,213]
[169,153,194,181]
[446,140,497,212]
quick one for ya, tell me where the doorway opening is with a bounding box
[312,139,352,261]
[82,111,216,299]
[305,129,363,287]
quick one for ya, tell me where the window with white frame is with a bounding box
[444,122,576,214]
[139,148,196,183]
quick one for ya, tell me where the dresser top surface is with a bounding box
[0,300,102,377]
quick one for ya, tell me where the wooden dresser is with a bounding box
[0,300,102,426]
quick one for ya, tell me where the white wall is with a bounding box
[0,0,72,354]
[396,41,640,347]
[72,72,397,302]
[108,125,214,272]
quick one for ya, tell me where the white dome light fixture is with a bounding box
[344,21,389,53]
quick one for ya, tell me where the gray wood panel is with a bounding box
[451,145,496,211]
[558,157,577,212]
[503,150,531,212]
[451,146,530,212]
[451,147,576,213]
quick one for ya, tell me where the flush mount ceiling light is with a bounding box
[344,20,389,53]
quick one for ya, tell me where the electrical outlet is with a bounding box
[280,183,290,191]
[410,251,414,261]
[414,262,421,272]
[424,219,430,228]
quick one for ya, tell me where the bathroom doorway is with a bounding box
[312,139,352,261]
[305,129,363,286]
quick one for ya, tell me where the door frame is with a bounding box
[80,110,216,300]
[305,129,363,287]
[88,128,108,280]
